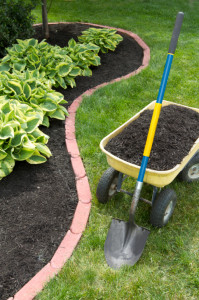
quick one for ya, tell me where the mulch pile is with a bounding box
[105,104,199,170]
[0,23,143,299]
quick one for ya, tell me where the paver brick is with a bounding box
[70,201,91,234]
[14,263,58,300]
[51,230,82,269]
[65,139,80,157]
[71,156,86,179]
[76,176,92,203]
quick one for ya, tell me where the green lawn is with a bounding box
[34,1,199,299]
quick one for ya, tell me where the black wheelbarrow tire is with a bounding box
[96,167,119,204]
[177,152,199,182]
[150,188,177,228]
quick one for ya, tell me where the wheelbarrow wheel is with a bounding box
[150,188,177,228]
[96,167,119,204]
[177,152,199,182]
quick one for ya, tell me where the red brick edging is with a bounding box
[9,22,150,300]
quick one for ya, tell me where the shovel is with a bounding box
[104,12,184,269]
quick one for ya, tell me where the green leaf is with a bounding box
[40,100,57,112]
[55,76,67,89]
[48,69,56,78]
[60,105,68,115]
[0,149,7,160]
[14,44,23,53]
[42,115,50,127]
[65,77,76,88]
[0,63,10,72]
[7,81,23,95]
[1,55,10,63]
[87,43,100,52]
[68,38,77,48]
[57,63,72,77]
[48,108,66,120]
[26,148,48,164]
[31,128,49,143]
[1,102,11,114]
[26,152,47,164]
[4,110,15,123]
[21,136,35,149]
[11,147,35,161]
[82,68,92,77]
[10,132,26,147]
[28,39,38,47]
[23,83,31,99]
[0,125,14,139]
[36,143,52,158]
[0,154,15,179]
[30,53,39,63]
[13,62,26,72]
[69,67,81,77]
[25,117,41,133]
[41,57,47,66]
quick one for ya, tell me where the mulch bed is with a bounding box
[0,23,143,299]
[105,104,199,170]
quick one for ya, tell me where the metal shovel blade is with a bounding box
[104,219,150,269]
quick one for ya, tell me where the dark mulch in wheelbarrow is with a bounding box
[0,23,143,299]
[106,104,199,170]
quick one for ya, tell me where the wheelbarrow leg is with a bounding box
[152,186,158,205]
[116,172,124,192]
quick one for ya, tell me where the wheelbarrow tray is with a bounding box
[100,100,199,188]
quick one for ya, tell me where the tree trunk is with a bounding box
[42,0,49,39]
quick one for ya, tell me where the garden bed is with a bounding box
[0,23,144,299]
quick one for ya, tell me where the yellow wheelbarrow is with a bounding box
[97,99,199,217]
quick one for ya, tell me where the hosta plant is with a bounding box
[65,39,100,77]
[78,28,123,53]
[0,38,81,89]
[0,70,68,127]
[0,97,51,180]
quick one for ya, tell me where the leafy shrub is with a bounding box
[0,70,68,127]
[65,39,100,77]
[0,97,51,179]
[0,38,84,89]
[78,28,123,53]
[0,0,38,57]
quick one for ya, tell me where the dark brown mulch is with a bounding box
[105,104,199,170]
[0,23,143,299]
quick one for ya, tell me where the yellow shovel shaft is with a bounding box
[143,103,162,157]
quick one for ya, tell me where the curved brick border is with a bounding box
[8,23,150,300]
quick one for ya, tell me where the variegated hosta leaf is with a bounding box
[0,154,15,180]
[11,146,35,161]
[57,63,72,77]
[35,143,52,158]
[26,150,47,164]
[10,131,26,147]
[22,117,42,133]
[0,125,14,139]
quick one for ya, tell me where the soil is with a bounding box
[105,104,199,170]
[0,23,143,299]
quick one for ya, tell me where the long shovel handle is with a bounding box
[129,12,184,222]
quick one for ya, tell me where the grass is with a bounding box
[34,1,199,299]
